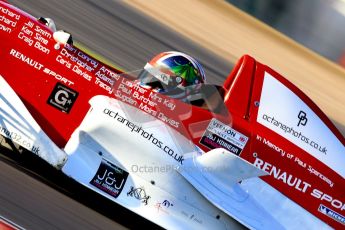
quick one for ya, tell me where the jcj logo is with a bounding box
[90,159,129,198]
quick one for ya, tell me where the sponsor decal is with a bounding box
[0,5,20,33]
[0,23,12,33]
[256,134,286,157]
[308,165,334,188]
[59,47,97,72]
[103,108,184,165]
[200,118,248,155]
[254,157,345,212]
[0,125,40,154]
[318,204,345,225]
[257,72,345,180]
[155,199,174,214]
[95,66,119,85]
[43,67,74,86]
[47,82,78,113]
[127,186,150,205]
[162,199,173,208]
[9,49,75,86]
[16,20,52,54]
[9,49,44,70]
[180,211,203,224]
[90,159,128,198]
[0,6,21,21]
[254,157,311,193]
[256,134,334,187]
[262,114,327,154]
[114,77,181,129]
[297,110,308,127]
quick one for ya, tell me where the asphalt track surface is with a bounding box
[2,0,232,229]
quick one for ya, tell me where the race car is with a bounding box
[0,1,344,229]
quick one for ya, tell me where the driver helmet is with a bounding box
[140,51,206,99]
[37,17,57,32]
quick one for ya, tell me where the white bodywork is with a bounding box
[0,73,264,229]
[178,149,283,229]
[0,75,67,167]
[61,95,280,229]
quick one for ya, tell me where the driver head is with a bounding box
[140,51,206,98]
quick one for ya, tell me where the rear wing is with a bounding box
[223,55,344,142]
[222,55,345,228]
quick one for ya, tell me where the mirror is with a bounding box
[53,30,73,49]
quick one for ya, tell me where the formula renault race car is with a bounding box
[0,1,344,229]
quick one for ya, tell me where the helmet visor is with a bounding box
[140,65,182,92]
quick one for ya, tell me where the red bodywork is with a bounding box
[0,2,344,228]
